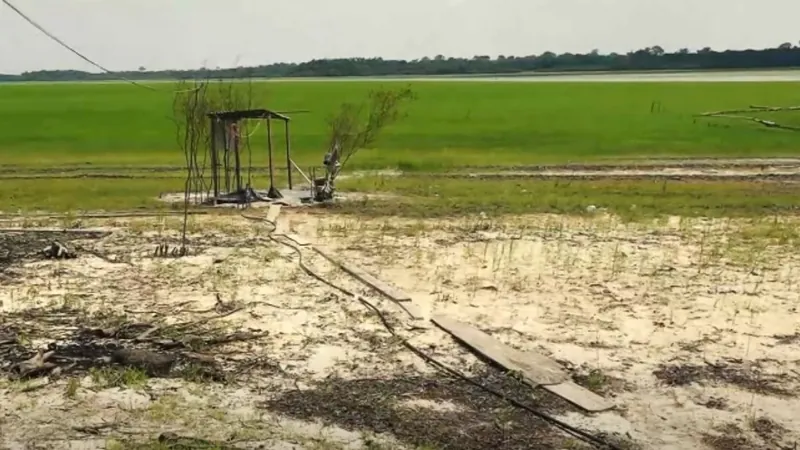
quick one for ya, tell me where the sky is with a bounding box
[1,0,799,74]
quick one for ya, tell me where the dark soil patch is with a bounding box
[697,396,729,410]
[702,424,759,450]
[263,365,620,450]
[701,420,790,450]
[113,432,249,450]
[0,305,270,383]
[0,230,107,275]
[773,333,800,345]
[653,361,794,397]
[750,416,787,444]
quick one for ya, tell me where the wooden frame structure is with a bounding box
[207,108,293,202]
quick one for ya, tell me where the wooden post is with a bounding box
[310,166,316,199]
[285,120,292,190]
[209,117,219,199]
[267,117,275,192]
[223,122,230,193]
[233,121,242,193]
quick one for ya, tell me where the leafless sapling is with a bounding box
[317,86,415,201]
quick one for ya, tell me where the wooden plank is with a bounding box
[312,245,412,302]
[265,204,282,224]
[544,381,614,413]
[432,315,567,385]
[431,315,614,412]
[391,298,424,321]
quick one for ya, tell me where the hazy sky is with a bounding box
[1,0,799,74]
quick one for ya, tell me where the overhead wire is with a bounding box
[241,211,623,450]
[1,0,198,93]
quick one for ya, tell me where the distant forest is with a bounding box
[3,43,800,82]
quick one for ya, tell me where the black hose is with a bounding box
[241,211,623,450]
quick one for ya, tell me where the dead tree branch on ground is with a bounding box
[697,105,800,131]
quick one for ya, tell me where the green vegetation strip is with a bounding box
[334,177,800,219]
[2,81,800,170]
[2,176,797,219]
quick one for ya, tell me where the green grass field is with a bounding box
[3,80,800,168]
[1,80,800,216]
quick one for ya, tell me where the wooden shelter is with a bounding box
[207,108,294,203]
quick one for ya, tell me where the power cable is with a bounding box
[1,0,198,93]
[241,211,623,450]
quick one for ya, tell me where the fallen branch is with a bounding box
[699,105,800,116]
[168,306,245,333]
[180,351,217,364]
[699,113,800,131]
[134,325,161,341]
[249,301,308,311]
[73,244,131,265]
[72,422,119,435]
[13,350,57,377]
[20,379,50,393]
[749,105,800,112]
[205,331,268,346]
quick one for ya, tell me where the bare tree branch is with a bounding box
[317,86,415,200]
[171,77,257,252]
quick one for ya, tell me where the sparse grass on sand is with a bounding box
[3,212,800,450]
[334,176,800,219]
[2,175,798,220]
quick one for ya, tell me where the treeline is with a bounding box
[3,43,800,82]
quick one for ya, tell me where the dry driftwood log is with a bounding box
[13,350,57,377]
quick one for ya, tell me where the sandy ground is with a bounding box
[2,211,800,450]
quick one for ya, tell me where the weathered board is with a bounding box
[432,315,567,385]
[544,381,615,413]
[312,246,412,303]
[392,299,425,321]
[265,204,282,225]
[431,315,614,412]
